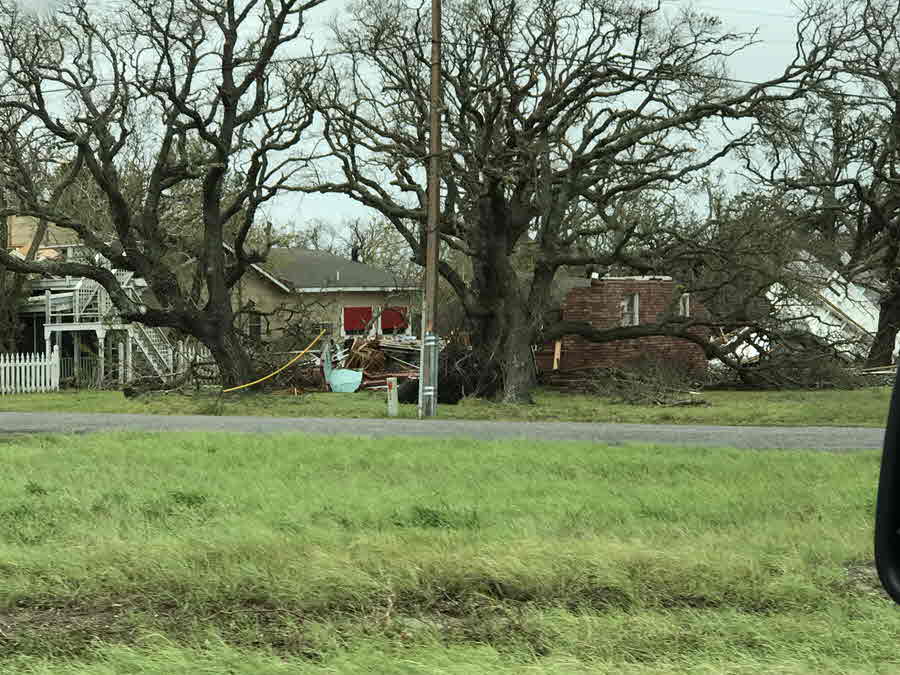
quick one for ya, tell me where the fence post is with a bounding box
[51,345,60,391]
[97,331,106,388]
[126,329,133,383]
[387,377,399,417]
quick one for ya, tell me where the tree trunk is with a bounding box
[868,287,900,367]
[201,323,255,389]
[0,273,17,352]
[499,313,537,403]
[463,196,542,403]
[0,214,32,352]
[467,263,539,403]
[467,307,536,403]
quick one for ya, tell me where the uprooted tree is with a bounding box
[665,184,872,385]
[0,0,327,386]
[297,0,856,402]
[745,0,900,366]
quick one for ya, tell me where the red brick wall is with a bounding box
[536,278,708,375]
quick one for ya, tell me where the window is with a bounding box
[343,306,373,336]
[314,322,334,338]
[679,293,691,318]
[380,307,408,334]
[621,293,640,326]
[248,312,265,341]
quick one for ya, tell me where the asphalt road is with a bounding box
[0,412,886,451]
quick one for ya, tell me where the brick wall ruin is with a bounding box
[536,277,708,375]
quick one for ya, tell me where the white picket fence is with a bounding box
[0,346,61,394]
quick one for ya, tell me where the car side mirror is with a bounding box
[875,371,900,603]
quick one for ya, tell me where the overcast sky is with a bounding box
[16,0,807,231]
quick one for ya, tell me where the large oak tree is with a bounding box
[0,0,327,385]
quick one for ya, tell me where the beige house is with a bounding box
[4,216,420,385]
[6,215,80,254]
[233,247,420,344]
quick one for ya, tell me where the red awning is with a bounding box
[343,306,373,332]
[381,307,408,332]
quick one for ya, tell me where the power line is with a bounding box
[435,39,894,106]
[657,0,801,21]
[0,25,893,108]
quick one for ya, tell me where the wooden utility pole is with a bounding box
[418,0,442,418]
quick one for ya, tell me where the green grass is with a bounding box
[0,432,894,673]
[0,385,892,426]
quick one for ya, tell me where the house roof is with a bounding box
[260,248,419,292]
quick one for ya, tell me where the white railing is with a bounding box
[131,322,174,378]
[54,270,136,322]
[73,279,101,321]
[174,339,219,381]
[59,356,100,383]
[0,346,60,394]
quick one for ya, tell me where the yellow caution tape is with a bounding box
[222,329,327,393]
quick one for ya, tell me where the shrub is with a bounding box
[585,356,705,406]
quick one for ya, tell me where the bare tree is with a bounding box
[280,219,343,253]
[747,0,900,366]
[295,0,854,402]
[0,110,77,352]
[282,216,420,282]
[0,0,327,386]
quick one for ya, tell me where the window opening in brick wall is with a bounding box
[621,293,640,326]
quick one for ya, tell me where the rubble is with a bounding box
[261,335,426,393]
[338,336,423,391]
[255,334,485,400]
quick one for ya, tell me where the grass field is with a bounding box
[0,385,892,427]
[0,431,894,673]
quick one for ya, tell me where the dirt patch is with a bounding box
[0,572,864,660]
[0,434,34,445]
[0,603,135,656]
[844,560,891,600]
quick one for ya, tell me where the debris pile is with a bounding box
[540,368,599,393]
[322,336,421,390]
[255,334,498,401]
[305,336,427,392]
[342,338,387,373]
[541,365,706,406]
